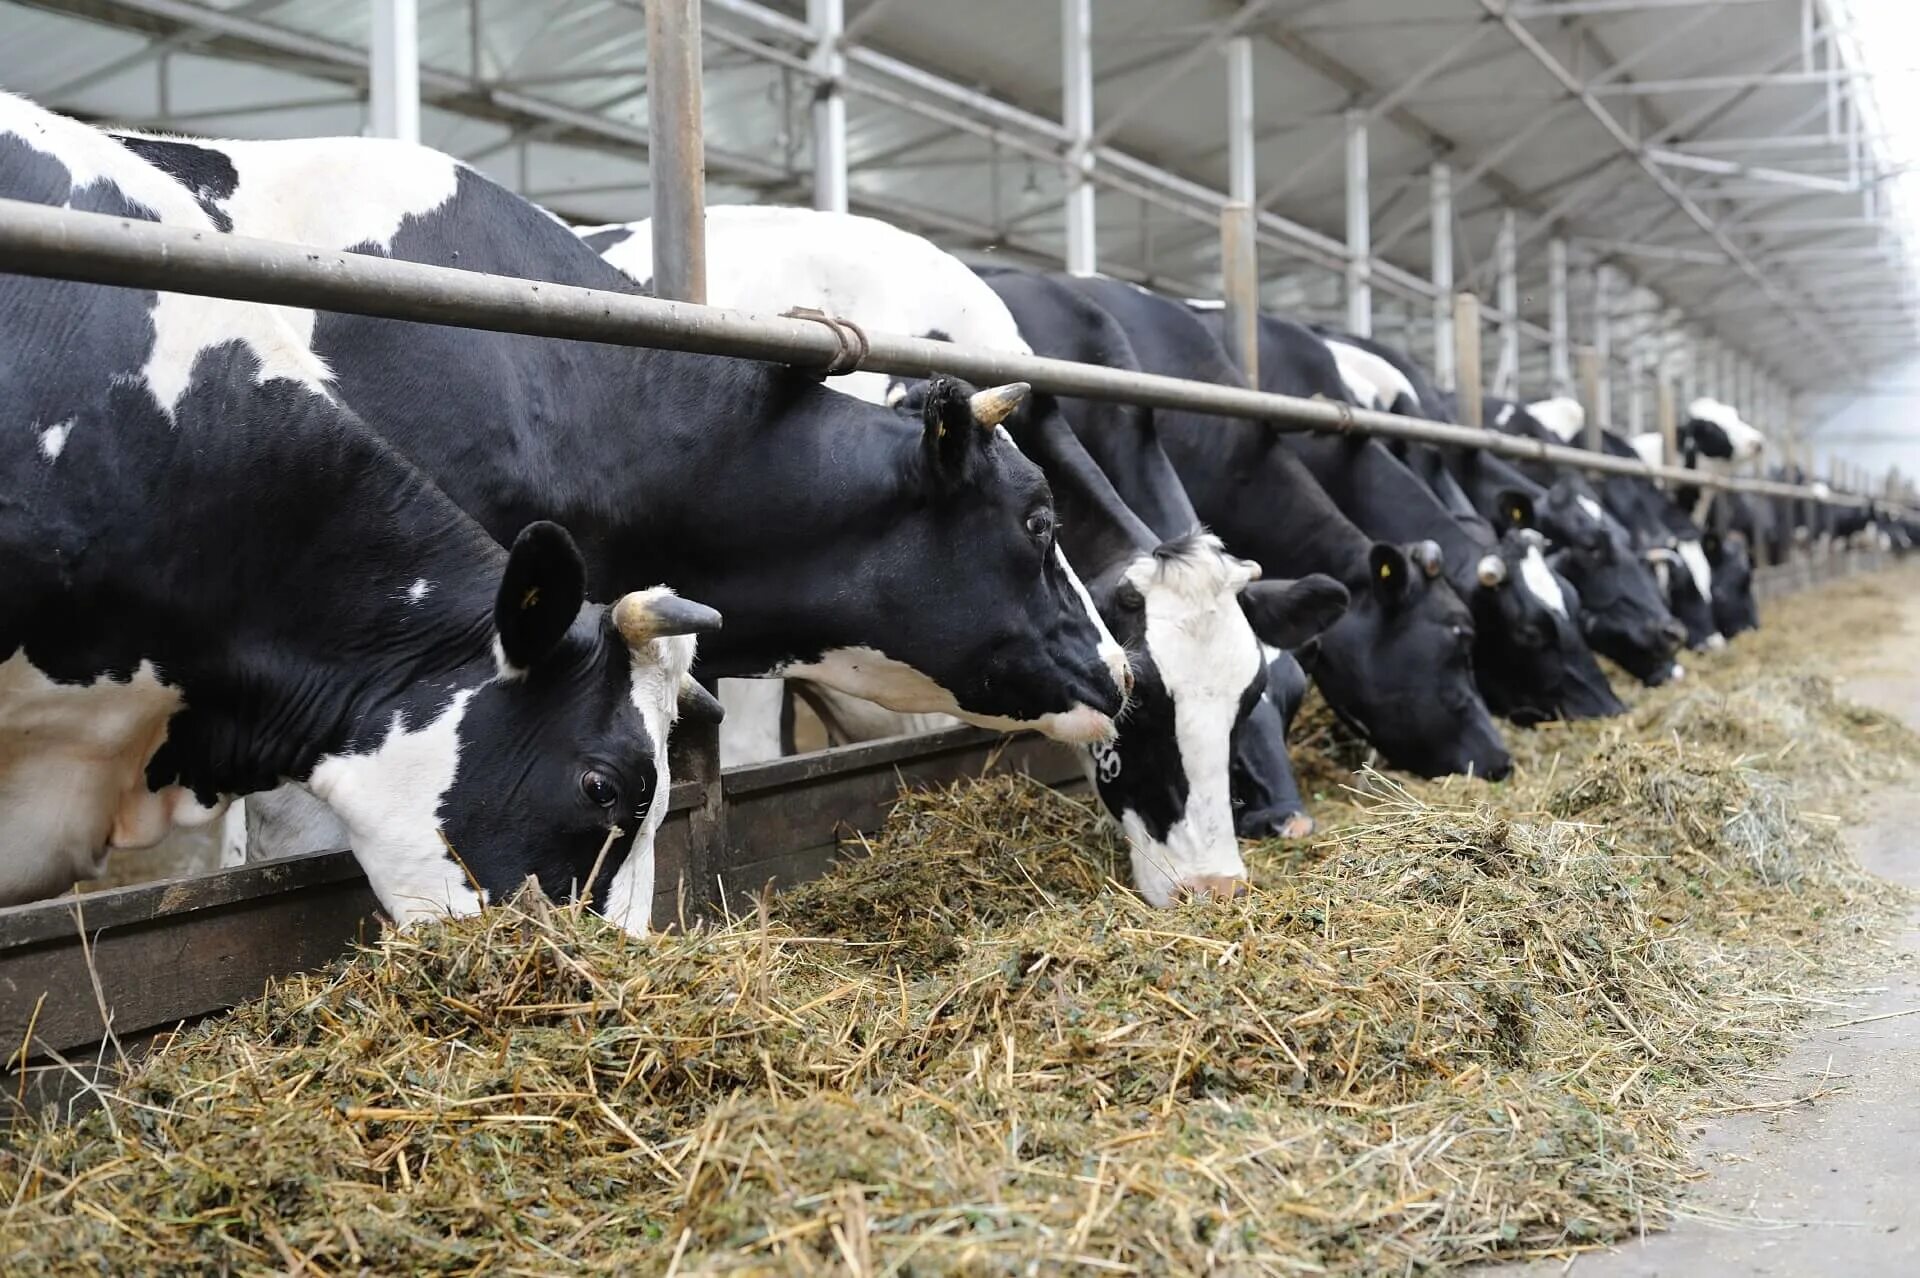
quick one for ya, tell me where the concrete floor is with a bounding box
[1490,597,1920,1278]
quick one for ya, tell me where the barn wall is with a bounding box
[1806,355,1920,489]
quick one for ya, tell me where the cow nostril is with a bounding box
[1482,756,1514,783]
[1660,621,1688,647]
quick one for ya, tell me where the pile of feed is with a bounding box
[2,573,1915,1275]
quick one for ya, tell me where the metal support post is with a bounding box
[1061,0,1096,275]
[1454,291,1483,427]
[369,0,420,143]
[1345,108,1371,337]
[1430,163,1455,391]
[1220,37,1258,386]
[1591,265,1613,429]
[1626,347,1645,436]
[1548,236,1570,395]
[1577,346,1603,450]
[1495,209,1518,397]
[808,0,848,213]
[647,0,707,305]
[1657,372,1678,477]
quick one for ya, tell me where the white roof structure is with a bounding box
[2,0,1914,427]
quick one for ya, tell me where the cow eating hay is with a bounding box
[2,577,1915,1274]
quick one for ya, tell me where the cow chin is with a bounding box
[1119,811,1249,908]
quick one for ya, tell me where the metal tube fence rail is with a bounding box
[0,194,1897,514]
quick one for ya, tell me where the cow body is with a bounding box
[0,94,715,927]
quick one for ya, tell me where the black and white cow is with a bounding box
[589,208,1346,902]
[0,93,718,927]
[1214,314,1624,723]
[117,131,1129,862]
[1050,276,1513,780]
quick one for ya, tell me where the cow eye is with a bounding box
[579,770,619,808]
[1025,509,1056,541]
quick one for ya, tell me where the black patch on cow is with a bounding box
[111,134,237,231]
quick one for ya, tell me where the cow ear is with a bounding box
[919,375,985,488]
[1368,544,1413,605]
[496,521,587,673]
[1495,489,1535,532]
[1240,574,1349,649]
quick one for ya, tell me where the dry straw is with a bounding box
[1,574,1914,1275]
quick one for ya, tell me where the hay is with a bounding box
[2,572,1915,1275]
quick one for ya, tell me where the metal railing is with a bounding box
[0,194,1894,514]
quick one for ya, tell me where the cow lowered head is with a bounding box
[1470,520,1626,724]
[1302,540,1513,781]
[1083,535,1347,905]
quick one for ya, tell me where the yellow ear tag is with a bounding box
[1511,507,1525,524]
[521,586,541,610]
[1378,562,1392,580]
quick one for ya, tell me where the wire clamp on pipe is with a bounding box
[781,306,870,378]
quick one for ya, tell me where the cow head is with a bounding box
[313,522,721,934]
[1470,526,1625,724]
[1702,530,1758,638]
[1683,398,1765,463]
[1526,483,1686,684]
[1084,535,1347,906]
[784,376,1127,744]
[1301,541,1512,780]
[1649,538,1723,651]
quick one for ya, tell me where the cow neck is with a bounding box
[1287,436,1491,598]
[150,389,501,793]
[299,172,931,678]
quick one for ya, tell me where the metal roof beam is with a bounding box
[1509,0,1775,12]
[1479,0,1859,377]
[1590,68,1882,96]
[1644,146,1859,194]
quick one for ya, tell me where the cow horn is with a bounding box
[1476,554,1507,588]
[969,382,1030,428]
[612,588,723,646]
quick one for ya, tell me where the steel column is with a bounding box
[368,0,419,143]
[1061,0,1096,275]
[1454,290,1483,427]
[1345,108,1371,337]
[1593,264,1615,429]
[646,0,707,304]
[1220,36,1258,386]
[1548,236,1570,395]
[808,0,848,213]
[1431,162,1455,391]
[1494,209,1518,397]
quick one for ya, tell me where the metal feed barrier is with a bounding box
[0,0,1906,1116]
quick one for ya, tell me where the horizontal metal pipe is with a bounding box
[0,196,1888,512]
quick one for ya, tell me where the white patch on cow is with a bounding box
[305,691,484,926]
[1687,397,1765,461]
[1577,494,1604,522]
[1670,662,1687,682]
[1183,296,1226,311]
[404,578,432,605]
[1114,539,1262,907]
[1517,544,1569,619]
[1676,538,1714,605]
[598,630,701,934]
[1493,403,1516,428]
[490,635,525,683]
[171,134,461,353]
[1324,337,1419,413]
[0,653,186,903]
[1706,632,1727,651]
[1526,396,1586,443]
[1630,432,1664,468]
[1811,481,1833,500]
[0,97,332,415]
[37,419,71,460]
[1059,543,1130,700]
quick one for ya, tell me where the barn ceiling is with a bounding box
[1,0,1914,408]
